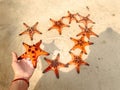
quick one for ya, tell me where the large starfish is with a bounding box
[48,18,70,35]
[78,14,95,26]
[18,40,49,68]
[67,51,89,74]
[70,36,93,54]
[76,25,99,39]
[43,53,68,79]
[19,22,42,40]
[62,11,79,24]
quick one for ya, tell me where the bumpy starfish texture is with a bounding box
[68,51,89,73]
[43,53,68,79]
[19,22,42,40]
[70,36,93,54]
[48,18,70,35]
[18,40,49,68]
[76,25,99,39]
[62,11,79,24]
[78,14,95,26]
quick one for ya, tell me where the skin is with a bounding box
[10,52,35,90]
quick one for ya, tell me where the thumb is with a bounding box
[12,52,18,62]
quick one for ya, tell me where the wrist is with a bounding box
[14,75,30,81]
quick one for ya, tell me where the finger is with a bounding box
[12,52,18,62]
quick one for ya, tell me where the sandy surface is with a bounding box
[0,0,120,90]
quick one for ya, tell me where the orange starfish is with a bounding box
[78,14,95,26]
[76,25,99,39]
[19,22,42,40]
[70,36,93,54]
[62,11,79,24]
[18,40,49,68]
[67,51,89,74]
[43,53,68,79]
[48,18,70,35]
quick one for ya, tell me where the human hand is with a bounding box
[11,52,35,81]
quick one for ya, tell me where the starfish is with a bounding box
[76,25,99,39]
[78,14,95,26]
[70,36,93,54]
[48,18,70,35]
[18,40,49,68]
[62,11,79,24]
[67,51,89,74]
[43,53,68,79]
[19,22,42,40]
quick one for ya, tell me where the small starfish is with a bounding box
[43,53,68,79]
[48,18,70,35]
[76,25,99,39]
[78,14,95,26]
[19,22,42,40]
[18,40,49,68]
[67,51,89,74]
[62,11,79,24]
[70,36,93,54]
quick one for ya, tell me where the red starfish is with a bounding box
[43,53,68,79]
[48,18,70,35]
[78,14,95,26]
[70,36,93,54]
[19,22,42,40]
[76,25,99,39]
[18,40,49,68]
[68,51,89,74]
[62,11,79,24]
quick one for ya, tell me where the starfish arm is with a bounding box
[81,47,87,54]
[35,40,42,47]
[44,57,52,64]
[29,33,34,40]
[69,51,75,60]
[38,49,50,56]
[34,30,42,34]
[58,63,68,68]
[49,18,56,23]
[76,65,80,74]
[86,33,91,39]
[70,45,80,51]
[23,42,30,49]
[54,68,59,79]
[33,22,39,28]
[79,25,85,31]
[88,41,94,45]
[43,66,52,73]
[48,25,58,31]
[89,31,99,37]
[62,24,70,27]
[62,15,70,19]
[76,32,85,37]
[70,37,78,44]
[17,53,28,60]
[23,23,30,28]
[32,59,37,68]
[19,30,28,36]
[82,61,89,66]
[58,28,62,35]
[56,53,60,61]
